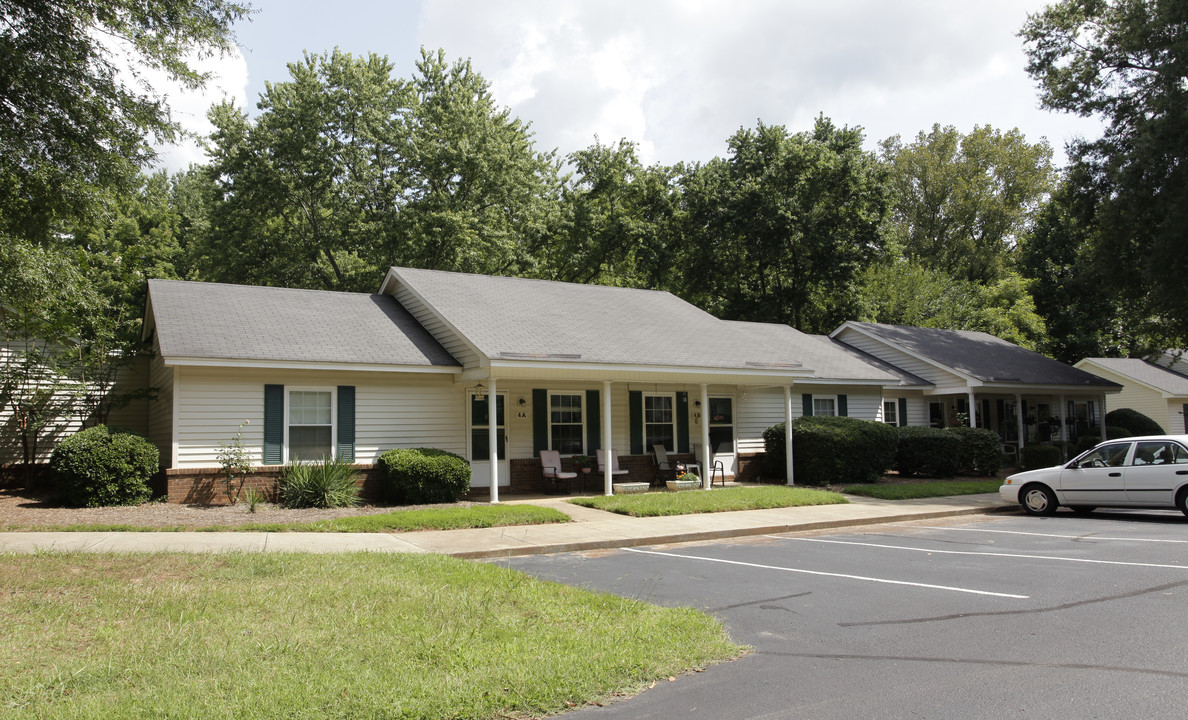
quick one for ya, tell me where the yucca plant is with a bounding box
[278,457,362,509]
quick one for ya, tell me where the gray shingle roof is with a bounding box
[809,335,932,386]
[148,279,459,367]
[391,268,814,372]
[1082,358,1188,396]
[842,322,1119,388]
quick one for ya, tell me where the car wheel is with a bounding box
[1021,483,1058,516]
[1069,506,1095,514]
[1176,488,1188,518]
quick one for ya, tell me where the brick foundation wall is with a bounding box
[165,464,387,505]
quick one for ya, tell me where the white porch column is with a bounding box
[784,386,795,486]
[700,383,711,489]
[968,391,977,428]
[488,376,499,504]
[1016,394,1025,449]
[1099,394,1107,439]
[1058,395,1067,457]
[603,380,613,496]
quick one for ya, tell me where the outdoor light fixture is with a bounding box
[518,397,527,407]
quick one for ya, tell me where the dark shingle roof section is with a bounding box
[845,322,1119,388]
[392,268,814,371]
[1083,358,1188,395]
[148,279,459,367]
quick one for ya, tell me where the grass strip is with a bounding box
[0,552,744,719]
[569,485,847,517]
[24,504,570,533]
[840,478,1003,499]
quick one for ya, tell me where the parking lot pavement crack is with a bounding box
[752,651,1188,679]
[839,579,1188,627]
[710,591,812,612]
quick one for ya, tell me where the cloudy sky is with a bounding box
[154,0,1103,173]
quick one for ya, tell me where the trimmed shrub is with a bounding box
[1104,425,1134,441]
[765,416,898,486]
[50,425,157,507]
[1021,444,1064,469]
[946,426,1003,476]
[1077,434,1102,452]
[278,457,361,508]
[895,426,961,477]
[379,448,471,504]
[1105,408,1163,436]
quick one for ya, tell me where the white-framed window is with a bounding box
[813,395,837,417]
[549,391,584,455]
[644,392,676,451]
[883,400,898,426]
[286,387,335,462]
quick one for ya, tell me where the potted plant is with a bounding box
[571,454,594,473]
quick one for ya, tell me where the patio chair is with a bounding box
[652,445,681,486]
[539,450,576,494]
[595,449,630,490]
[692,443,726,487]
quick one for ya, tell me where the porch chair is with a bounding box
[539,450,576,494]
[595,449,630,490]
[692,443,726,487]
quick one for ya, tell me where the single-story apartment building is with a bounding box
[133,267,1121,502]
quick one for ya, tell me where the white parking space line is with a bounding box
[773,536,1188,570]
[915,525,1188,544]
[622,547,1028,598]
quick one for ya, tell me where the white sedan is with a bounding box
[1000,435,1188,516]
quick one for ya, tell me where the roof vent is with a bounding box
[498,352,582,360]
[745,361,804,369]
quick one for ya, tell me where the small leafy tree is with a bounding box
[216,419,253,504]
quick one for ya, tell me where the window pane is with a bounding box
[551,425,583,455]
[471,429,506,461]
[883,401,897,425]
[290,426,331,462]
[709,426,734,454]
[550,394,582,424]
[471,395,505,427]
[708,397,732,425]
[814,398,836,417]
[646,425,674,451]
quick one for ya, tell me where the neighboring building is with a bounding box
[1075,358,1188,434]
[88,270,1122,502]
[830,322,1121,464]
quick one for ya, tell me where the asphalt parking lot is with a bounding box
[501,509,1188,719]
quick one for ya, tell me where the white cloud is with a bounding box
[148,48,251,174]
[416,0,1102,166]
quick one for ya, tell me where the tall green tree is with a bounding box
[1021,0,1188,345]
[679,117,888,332]
[880,124,1056,284]
[0,0,252,241]
[545,138,681,288]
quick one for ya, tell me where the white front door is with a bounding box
[468,392,509,487]
[708,396,737,476]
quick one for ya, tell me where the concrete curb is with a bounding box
[450,503,1018,559]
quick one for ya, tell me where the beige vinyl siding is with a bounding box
[171,367,464,469]
[0,343,84,463]
[881,390,929,427]
[147,352,174,467]
[1083,363,1174,433]
[390,284,478,368]
[1167,401,1187,434]
[835,328,969,393]
[735,388,787,454]
[105,354,150,436]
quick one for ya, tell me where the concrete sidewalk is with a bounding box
[0,493,1016,559]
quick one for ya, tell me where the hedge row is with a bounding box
[763,418,1003,484]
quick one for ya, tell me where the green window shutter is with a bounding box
[676,392,690,453]
[336,386,355,462]
[586,389,601,452]
[802,393,813,417]
[838,394,848,417]
[629,391,643,454]
[532,389,547,457]
[263,384,283,465]
[897,398,908,427]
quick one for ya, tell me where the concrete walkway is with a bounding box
[0,493,1016,559]
[2,494,1021,560]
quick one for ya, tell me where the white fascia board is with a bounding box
[795,378,898,387]
[462,360,817,383]
[832,323,980,385]
[161,356,461,375]
[379,268,489,370]
[933,381,1123,395]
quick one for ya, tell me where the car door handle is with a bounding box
[1109,472,1122,477]
[1178,470,1188,476]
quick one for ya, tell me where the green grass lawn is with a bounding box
[34,504,571,533]
[569,485,847,517]
[840,478,1004,500]
[0,552,744,719]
